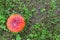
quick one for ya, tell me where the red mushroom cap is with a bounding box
[6,14,25,32]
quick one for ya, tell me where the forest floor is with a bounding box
[0,0,60,40]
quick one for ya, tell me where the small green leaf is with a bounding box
[41,8,45,13]
[16,34,21,40]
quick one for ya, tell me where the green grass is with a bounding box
[0,0,60,40]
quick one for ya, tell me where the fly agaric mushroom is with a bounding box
[6,14,25,32]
